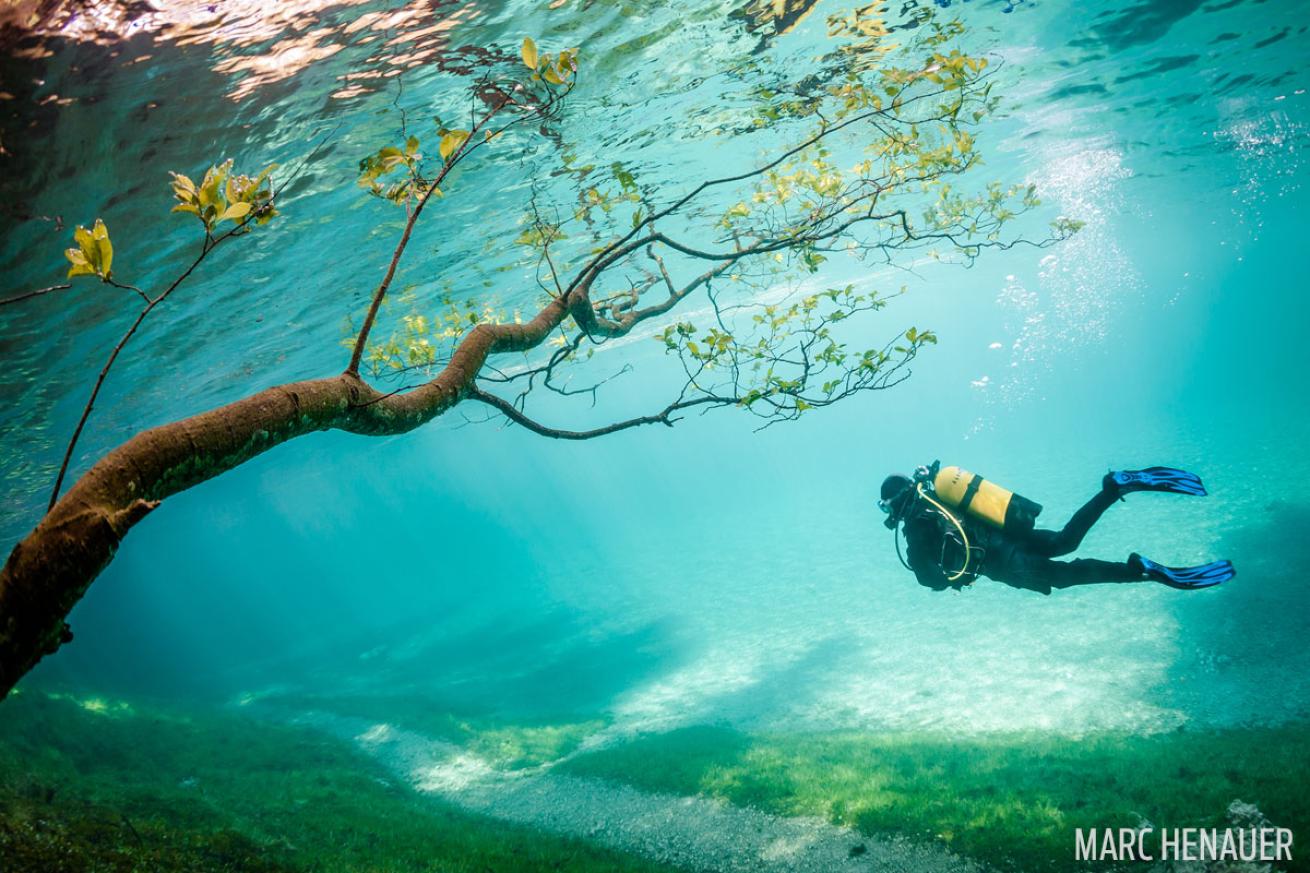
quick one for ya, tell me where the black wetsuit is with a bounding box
[902,486,1141,595]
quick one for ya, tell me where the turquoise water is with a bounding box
[2,0,1309,867]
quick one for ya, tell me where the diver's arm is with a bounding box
[912,560,954,591]
[911,561,953,587]
[904,517,954,591]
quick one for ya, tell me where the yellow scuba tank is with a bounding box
[932,464,1043,532]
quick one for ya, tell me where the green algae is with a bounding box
[9,685,1308,872]
[560,723,1310,872]
[210,688,1310,871]
[258,690,608,770]
[0,689,676,873]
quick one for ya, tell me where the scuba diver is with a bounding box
[880,461,1236,595]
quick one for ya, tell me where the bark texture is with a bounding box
[0,294,571,697]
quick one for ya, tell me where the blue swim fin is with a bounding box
[1108,467,1207,497]
[1130,553,1234,589]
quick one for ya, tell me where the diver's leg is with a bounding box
[983,551,1140,594]
[1020,486,1119,558]
[1044,558,1142,589]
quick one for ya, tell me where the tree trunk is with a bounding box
[0,294,571,698]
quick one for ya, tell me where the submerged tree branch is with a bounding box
[0,289,573,698]
[466,385,723,439]
[347,79,574,375]
[49,219,262,509]
[0,27,1077,699]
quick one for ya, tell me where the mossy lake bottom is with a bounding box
[2,688,1306,872]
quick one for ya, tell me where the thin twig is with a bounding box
[49,217,261,508]
[467,385,725,440]
[0,284,72,307]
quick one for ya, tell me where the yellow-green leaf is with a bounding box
[65,248,95,278]
[68,221,111,278]
[521,36,538,70]
[197,170,216,209]
[198,161,231,215]
[91,218,112,276]
[74,225,95,261]
[543,65,564,86]
[220,201,252,221]
[439,130,468,160]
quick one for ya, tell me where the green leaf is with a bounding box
[521,36,538,70]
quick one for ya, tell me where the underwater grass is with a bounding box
[256,689,608,770]
[11,685,1306,872]
[561,723,1310,872]
[0,689,678,873]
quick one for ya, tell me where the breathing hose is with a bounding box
[913,483,974,582]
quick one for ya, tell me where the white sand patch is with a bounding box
[295,711,986,873]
